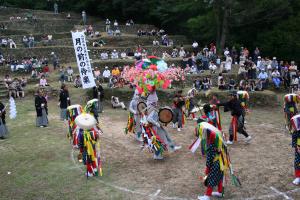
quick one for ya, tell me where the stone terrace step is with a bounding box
[4,45,193,62]
[3,24,74,34]
[1,32,71,42]
[74,24,157,35]
[90,58,184,69]
[0,7,81,20]
[11,34,189,48]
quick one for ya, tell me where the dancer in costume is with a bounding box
[75,113,103,177]
[189,121,240,200]
[291,114,300,185]
[85,99,99,123]
[237,91,250,122]
[199,104,217,127]
[0,100,8,139]
[35,89,48,128]
[144,102,181,159]
[66,104,83,148]
[186,88,198,120]
[284,94,299,133]
[125,90,142,141]
[209,95,222,131]
[218,91,251,144]
[172,90,185,132]
[58,84,71,121]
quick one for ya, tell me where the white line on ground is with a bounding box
[70,149,192,200]
[269,186,294,200]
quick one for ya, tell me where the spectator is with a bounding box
[58,66,66,83]
[42,64,50,77]
[51,52,59,70]
[114,28,121,36]
[113,20,118,28]
[111,96,126,110]
[134,50,142,60]
[224,55,232,72]
[258,69,269,90]
[28,35,34,48]
[153,39,159,46]
[31,68,38,78]
[289,61,298,79]
[94,67,101,80]
[292,75,299,92]
[120,51,127,59]
[209,61,217,74]
[16,79,24,98]
[58,84,71,121]
[271,57,278,70]
[1,38,7,47]
[9,78,18,98]
[39,75,48,87]
[66,13,71,19]
[4,75,12,88]
[238,64,248,80]
[192,41,199,53]
[112,66,120,77]
[194,78,202,91]
[82,11,87,25]
[203,77,210,91]
[105,19,111,32]
[228,78,236,90]
[111,50,119,59]
[179,48,186,58]
[130,19,134,25]
[162,51,171,59]
[54,2,58,14]
[100,51,109,60]
[271,69,281,89]
[74,75,82,88]
[8,38,16,48]
[20,77,27,87]
[67,66,73,82]
[218,78,226,90]
[22,36,28,46]
[103,66,111,82]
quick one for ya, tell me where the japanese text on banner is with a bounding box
[71,31,95,89]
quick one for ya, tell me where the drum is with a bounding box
[158,106,173,124]
[137,101,147,113]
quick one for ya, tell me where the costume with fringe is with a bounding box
[189,122,241,198]
[142,109,176,156]
[284,94,299,132]
[291,114,300,178]
[66,104,83,147]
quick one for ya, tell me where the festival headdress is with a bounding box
[284,93,300,104]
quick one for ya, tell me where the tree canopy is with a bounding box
[2,0,300,61]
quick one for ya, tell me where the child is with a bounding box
[67,66,73,82]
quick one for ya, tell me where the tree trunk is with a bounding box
[220,7,228,52]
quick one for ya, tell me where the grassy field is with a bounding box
[0,82,299,200]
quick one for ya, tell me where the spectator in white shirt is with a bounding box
[66,66,74,82]
[258,69,268,90]
[209,61,217,74]
[179,49,186,58]
[134,50,142,60]
[113,20,118,28]
[39,75,48,87]
[153,39,159,46]
[271,69,281,89]
[111,50,119,59]
[100,51,109,60]
[8,38,16,48]
[103,66,111,82]
[224,47,230,57]
[120,51,127,59]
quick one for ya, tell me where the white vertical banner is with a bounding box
[71,31,96,89]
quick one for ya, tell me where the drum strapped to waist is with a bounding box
[158,106,173,124]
